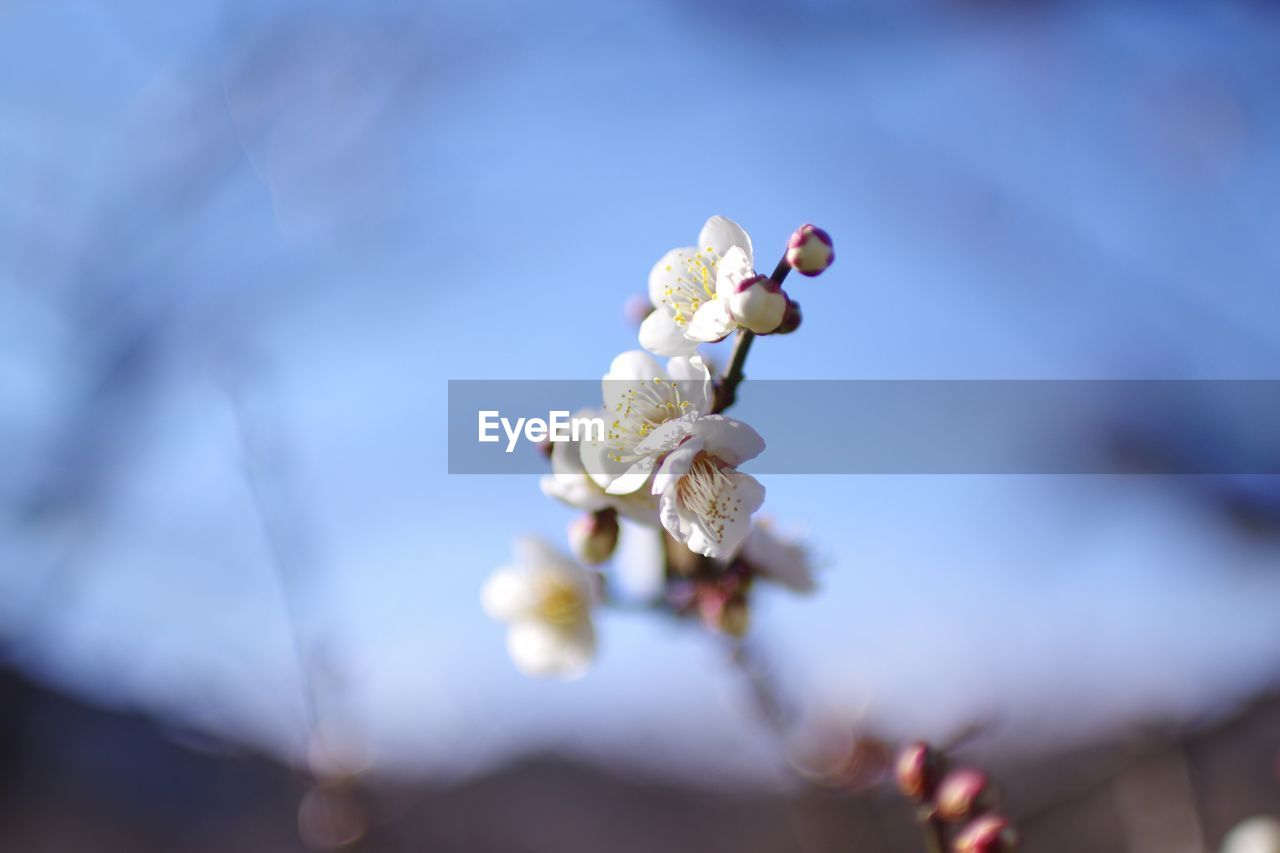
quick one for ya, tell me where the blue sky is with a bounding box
[2,0,1280,782]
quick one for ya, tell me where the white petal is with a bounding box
[638,310,698,357]
[610,490,662,526]
[604,349,664,384]
[658,486,692,545]
[602,350,663,425]
[742,522,817,594]
[632,412,697,457]
[686,299,736,342]
[715,246,755,299]
[651,436,705,496]
[692,415,765,465]
[580,432,631,491]
[506,619,596,679]
[698,216,753,266]
[665,354,713,414]
[648,246,699,307]
[540,473,610,512]
[605,455,656,495]
[481,567,536,622]
[684,470,765,559]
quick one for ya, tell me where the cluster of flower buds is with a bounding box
[895,742,1017,852]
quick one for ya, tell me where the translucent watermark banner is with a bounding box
[447,380,1280,475]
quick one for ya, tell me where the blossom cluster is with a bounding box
[484,216,834,679]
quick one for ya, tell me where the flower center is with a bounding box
[677,453,743,545]
[534,575,588,626]
[659,247,722,326]
[607,377,693,461]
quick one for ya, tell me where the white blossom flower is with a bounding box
[738,519,818,593]
[482,538,597,679]
[581,350,711,495]
[639,216,759,356]
[1223,817,1280,853]
[540,406,659,524]
[649,415,767,558]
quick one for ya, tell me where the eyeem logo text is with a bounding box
[478,410,606,453]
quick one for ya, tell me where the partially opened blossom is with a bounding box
[482,538,598,679]
[738,519,818,593]
[639,216,760,356]
[540,406,659,524]
[648,415,767,559]
[582,350,711,495]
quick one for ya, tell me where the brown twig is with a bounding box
[921,811,947,853]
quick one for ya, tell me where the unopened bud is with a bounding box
[773,299,802,335]
[786,224,834,277]
[728,274,788,334]
[568,510,619,565]
[954,815,1016,853]
[895,742,938,802]
[936,768,992,822]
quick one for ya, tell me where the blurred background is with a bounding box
[2,0,1280,850]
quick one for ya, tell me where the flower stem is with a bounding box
[712,329,755,414]
[711,255,792,414]
[921,813,947,853]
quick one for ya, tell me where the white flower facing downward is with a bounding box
[581,350,711,495]
[482,538,597,679]
[649,415,767,559]
[639,216,758,356]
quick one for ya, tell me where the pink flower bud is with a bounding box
[954,815,1017,853]
[894,742,938,802]
[568,510,619,565]
[728,274,788,334]
[786,224,834,277]
[936,768,991,822]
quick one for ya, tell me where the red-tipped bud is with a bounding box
[773,299,802,335]
[568,509,619,565]
[954,814,1017,852]
[786,224,834,277]
[895,742,938,802]
[728,275,788,334]
[936,768,992,822]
